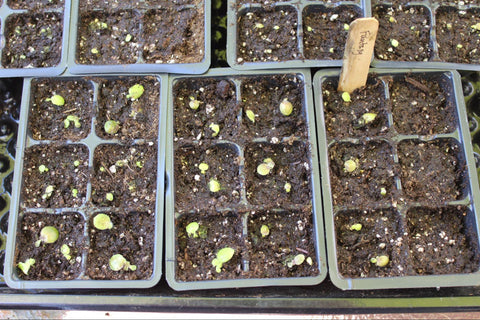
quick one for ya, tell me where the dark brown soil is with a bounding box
[91,144,157,213]
[29,78,94,141]
[80,0,201,10]
[247,209,319,278]
[245,142,311,207]
[390,74,457,135]
[21,144,89,208]
[2,12,63,68]
[398,139,467,204]
[86,211,154,280]
[436,7,480,64]
[303,5,362,60]
[406,206,479,275]
[95,76,160,142]
[237,6,299,63]
[15,212,85,280]
[335,208,407,278]
[173,78,238,141]
[174,143,241,213]
[7,0,63,9]
[374,5,432,62]
[240,74,307,140]
[329,141,396,208]
[322,75,389,140]
[176,211,246,281]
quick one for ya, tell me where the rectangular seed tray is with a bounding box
[4,73,167,289]
[0,0,71,77]
[226,0,368,70]
[371,1,480,70]
[67,0,211,75]
[314,68,480,290]
[165,68,327,290]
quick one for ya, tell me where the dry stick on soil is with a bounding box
[338,18,379,93]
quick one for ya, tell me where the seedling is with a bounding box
[116,159,127,167]
[17,258,35,275]
[104,120,120,135]
[73,160,80,167]
[208,178,221,193]
[109,254,137,271]
[245,109,256,123]
[380,187,387,196]
[186,222,200,238]
[135,160,144,168]
[41,185,55,200]
[341,92,351,102]
[71,188,78,198]
[38,164,48,173]
[106,192,114,202]
[126,84,144,100]
[209,123,220,137]
[46,94,65,106]
[35,226,59,247]
[61,244,72,261]
[349,223,362,231]
[212,247,235,273]
[471,23,480,31]
[360,112,377,125]
[306,257,313,265]
[286,254,305,268]
[279,98,293,116]
[370,255,389,267]
[93,213,113,230]
[189,97,201,110]
[64,115,81,129]
[199,162,209,174]
[284,182,292,193]
[390,39,399,48]
[125,34,133,42]
[257,158,275,176]
[260,224,270,237]
[343,159,358,173]
[91,48,99,54]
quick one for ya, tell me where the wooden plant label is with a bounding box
[337,17,379,93]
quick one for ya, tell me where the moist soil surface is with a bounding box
[95,76,160,142]
[87,211,154,280]
[21,144,89,209]
[15,212,85,280]
[7,0,63,9]
[29,78,94,141]
[2,12,63,69]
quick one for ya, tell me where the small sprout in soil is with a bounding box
[255,22,264,29]
[100,166,106,172]
[73,160,80,167]
[135,160,144,168]
[93,213,113,230]
[125,34,133,42]
[126,84,144,100]
[104,120,120,135]
[106,192,114,202]
[457,44,463,49]
[199,162,209,174]
[306,257,313,265]
[388,16,396,23]
[257,158,275,176]
[361,112,377,124]
[116,159,127,167]
[186,222,200,238]
[341,92,351,102]
[349,223,362,231]
[284,182,292,193]
[208,178,221,193]
[245,109,256,123]
[41,185,55,200]
[287,254,305,268]
[91,48,99,54]
[209,123,220,137]
[212,247,235,273]
[471,23,480,31]
[71,188,78,198]
[64,115,81,129]
[343,23,350,31]
[18,258,35,275]
[380,187,387,196]
[390,39,399,48]
[46,94,65,106]
[189,97,201,110]
[370,255,390,267]
[109,254,137,272]
[61,244,72,261]
[307,26,313,32]
[260,224,270,237]
[343,159,358,173]
[35,226,59,247]
[279,99,293,116]
[38,164,48,173]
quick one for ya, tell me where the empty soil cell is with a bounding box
[95,76,160,142]
[436,7,480,64]
[240,74,307,140]
[398,139,467,203]
[244,142,311,207]
[2,12,63,68]
[14,212,85,280]
[174,143,241,212]
[86,211,154,280]
[21,144,89,209]
[373,5,432,62]
[175,211,246,281]
[173,78,238,141]
[406,206,480,275]
[302,5,362,60]
[237,6,299,63]
[328,141,396,207]
[28,78,94,141]
[390,74,457,135]
[7,0,63,9]
[322,75,389,140]
[91,144,157,212]
[335,208,406,278]
[246,209,319,278]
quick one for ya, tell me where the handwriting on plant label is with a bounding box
[353,30,372,55]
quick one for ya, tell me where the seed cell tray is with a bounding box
[226,0,368,70]
[165,68,327,290]
[4,74,167,289]
[314,68,480,290]
[67,0,211,75]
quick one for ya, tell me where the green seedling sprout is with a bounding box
[208,178,221,193]
[46,94,65,106]
[189,97,201,110]
[73,160,80,167]
[186,222,200,238]
[135,160,144,168]
[257,158,275,176]
[115,159,127,167]
[64,115,81,129]
[126,84,144,100]
[125,34,132,42]
[106,192,114,202]
[245,109,256,123]
[71,188,78,198]
[344,23,350,31]
[287,254,305,268]
[350,223,362,231]
[284,182,292,193]
[306,257,313,265]
[109,254,137,271]
[18,258,35,275]
[61,244,72,261]
[341,92,351,102]
[38,164,48,173]
[35,226,59,247]
[471,23,480,31]
[199,162,209,174]
[390,39,399,48]
[361,112,377,124]
[209,123,220,137]
[93,213,113,230]
[260,225,270,237]
[41,185,55,200]
[279,98,293,116]
[104,120,120,135]
[370,255,389,267]
[344,159,357,173]
[380,187,387,196]
[212,247,235,273]
[91,48,99,54]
